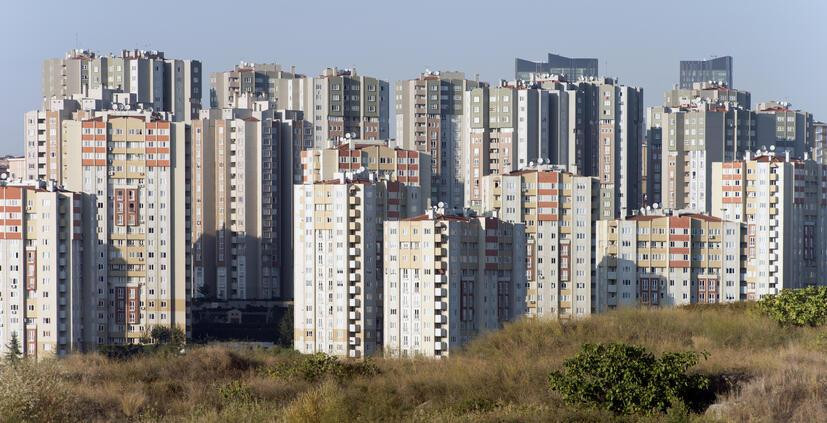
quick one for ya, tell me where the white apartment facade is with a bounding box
[0,180,83,359]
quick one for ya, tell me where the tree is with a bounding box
[757,286,827,327]
[150,325,185,347]
[278,306,294,347]
[5,332,22,363]
[548,343,710,415]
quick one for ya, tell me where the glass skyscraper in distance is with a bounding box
[679,56,733,88]
[515,53,598,81]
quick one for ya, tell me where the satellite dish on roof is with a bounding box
[438,201,445,208]
[0,173,8,180]
[652,203,659,209]
[358,166,365,173]
[770,145,776,151]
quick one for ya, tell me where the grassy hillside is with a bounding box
[3,303,826,422]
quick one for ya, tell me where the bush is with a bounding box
[548,343,710,415]
[265,352,379,382]
[757,286,827,327]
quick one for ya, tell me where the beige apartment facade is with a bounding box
[712,153,827,298]
[383,211,525,358]
[59,114,189,346]
[596,213,746,310]
[480,166,600,319]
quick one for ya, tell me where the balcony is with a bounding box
[349,209,361,218]
[348,324,361,333]
[434,301,446,311]
[434,247,446,257]
[434,274,446,284]
[348,311,361,320]
[348,350,362,358]
[348,260,361,269]
[434,342,446,351]
[348,285,361,295]
[348,273,361,282]
[768,241,778,250]
[348,298,361,308]
[768,230,778,239]
[348,247,361,256]
[434,314,447,324]
[434,288,447,297]
[348,336,360,346]
[434,328,447,338]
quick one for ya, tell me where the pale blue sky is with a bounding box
[2,0,825,155]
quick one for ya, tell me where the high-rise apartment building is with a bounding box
[814,121,827,165]
[293,172,427,357]
[42,49,202,121]
[23,99,82,181]
[209,62,307,110]
[755,101,814,158]
[648,101,756,212]
[462,78,643,219]
[395,71,485,207]
[712,152,827,298]
[596,212,746,310]
[664,81,750,109]
[515,53,598,81]
[0,156,26,181]
[190,100,307,301]
[299,140,432,209]
[0,180,84,359]
[480,166,600,319]
[679,56,733,89]
[58,113,190,346]
[585,78,645,219]
[212,65,388,146]
[383,210,525,358]
[462,82,555,210]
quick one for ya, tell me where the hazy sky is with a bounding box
[2,0,825,155]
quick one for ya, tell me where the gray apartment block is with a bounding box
[395,70,485,208]
[211,65,388,147]
[664,81,750,109]
[515,53,598,81]
[679,56,733,89]
[42,49,202,121]
[755,101,814,158]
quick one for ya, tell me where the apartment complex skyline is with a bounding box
[2,44,826,360]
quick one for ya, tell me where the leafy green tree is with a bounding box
[4,332,22,363]
[757,286,827,327]
[278,306,294,347]
[150,325,186,346]
[548,343,710,415]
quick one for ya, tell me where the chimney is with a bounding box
[745,150,751,161]
[785,150,790,162]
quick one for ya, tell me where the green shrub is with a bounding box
[218,380,254,403]
[265,352,379,382]
[548,343,710,415]
[757,286,827,327]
